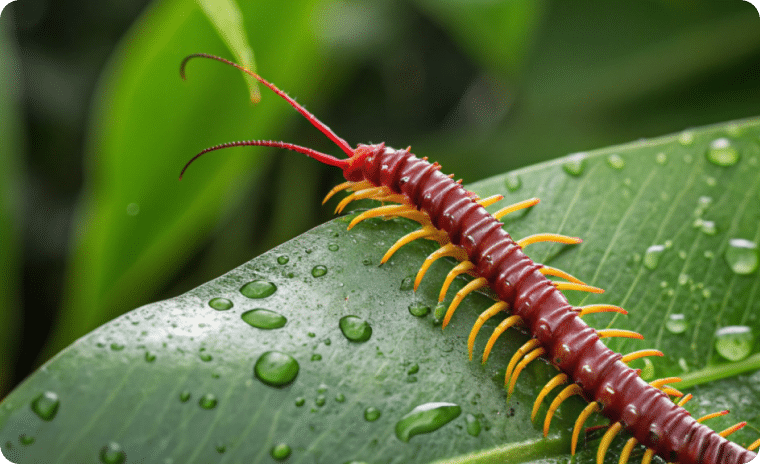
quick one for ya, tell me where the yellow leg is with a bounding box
[504,339,541,380]
[394,209,434,226]
[442,277,489,329]
[493,198,540,220]
[507,347,546,396]
[719,422,747,438]
[597,329,643,340]
[571,401,600,452]
[748,438,760,451]
[578,304,628,317]
[555,282,604,294]
[540,265,586,284]
[414,243,468,291]
[348,204,418,229]
[476,194,504,208]
[620,349,663,363]
[598,422,623,464]
[517,233,582,249]
[322,180,373,204]
[619,437,638,464]
[468,301,509,361]
[381,226,445,264]
[545,384,583,436]
[677,393,693,407]
[482,314,522,363]
[696,410,729,423]
[642,448,655,464]
[336,186,390,214]
[532,373,568,421]
[439,261,476,302]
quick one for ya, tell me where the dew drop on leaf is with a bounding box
[277,255,289,265]
[504,173,521,192]
[706,137,740,166]
[394,402,462,442]
[665,314,687,334]
[198,393,217,409]
[724,239,758,275]
[311,265,328,277]
[364,407,381,421]
[339,316,373,342]
[241,309,287,329]
[240,280,277,299]
[562,153,586,176]
[271,443,292,461]
[408,303,430,317]
[643,245,665,270]
[31,392,59,421]
[99,442,126,464]
[254,351,300,387]
[606,154,625,169]
[208,298,233,311]
[715,326,754,361]
[465,413,481,437]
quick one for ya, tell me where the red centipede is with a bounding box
[179,53,760,464]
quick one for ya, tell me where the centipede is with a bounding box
[178,53,760,464]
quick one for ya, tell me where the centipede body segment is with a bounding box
[180,54,760,464]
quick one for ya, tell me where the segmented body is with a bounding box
[341,144,756,464]
[179,53,760,464]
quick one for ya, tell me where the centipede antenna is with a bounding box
[180,53,355,158]
[179,140,348,179]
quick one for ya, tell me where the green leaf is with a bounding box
[2,118,759,463]
[41,0,330,362]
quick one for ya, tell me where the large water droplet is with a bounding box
[254,351,300,387]
[271,443,292,461]
[465,413,481,437]
[328,243,339,252]
[240,280,277,299]
[606,154,625,170]
[99,442,126,464]
[408,303,430,317]
[706,138,739,166]
[665,314,687,334]
[31,391,59,421]
[364,407,381,422]
[643,245,665,270]
[504,173,521,192]
[563,153,586,177]
[715,326,754,361]
[208,298,233,311]
[241,309,287,329]
[725,239,758,275]
[400,276,414,291]
[394,402,462,442]
[339,316,373,342]
[198,393,218,409]
[19,435,35,446]
[277,255,289,265]
[311,265,328,277]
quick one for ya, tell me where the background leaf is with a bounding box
[1,118,758,463]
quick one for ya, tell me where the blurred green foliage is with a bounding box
[1,0,760,399]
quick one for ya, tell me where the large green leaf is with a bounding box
[2,118,759,463]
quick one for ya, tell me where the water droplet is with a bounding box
[408,303,430,317]
[706,138,740,166]
[145,352,156,362]
[395,402,462,442]
[643,245,665,270]
[316,395,326,407]
[110,343,125,351]
[725,239,758,275]
[31,392,59,421]
[606,154,625,170]
[465,413,481,437]
[311,265,328,277]
[678,130,695,145]
[715,326,754,361]
[407,364,419,375]
[19,435,35,446]
[364,407,381,421]
[665,314,687,334]
[655,153,667,165]
[504,173,521,192]
[208,297,233,311]
[328,243,339,252]
[311,353,322,361]
[199,353,213,362]
[215,442,226,454]
[240,280,277,299]
[563,153,586,177]
[241,309,287,330]
[179,391,191,403]
[339,316,373,342]
[400,276,414,291]
[271,443,292,461]
[307,332,316,338]
[277,255,289,265]
[678,274,689,286]
[199,393,218,409]
[99,442,126,464]
[295,397,305,407]
[362,257,373,266]
[254,351,300,387]
[695,219,717,235]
